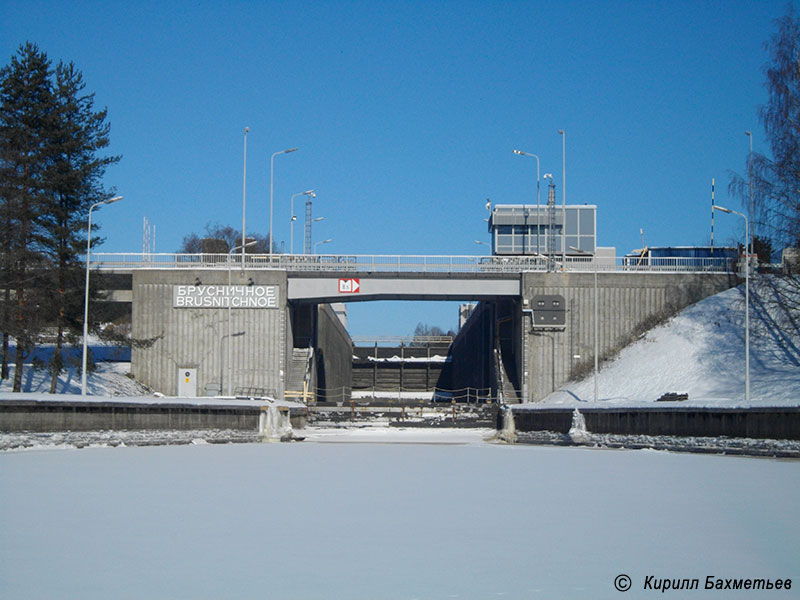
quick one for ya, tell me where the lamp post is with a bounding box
[558,130,566,265]
[227,240,257,395]
[513,149,541,254]
[473,240,490,254]
[713,204,750,403]
[82,195,123,395]
[241,127,249,268]
[315,238,332,254]
[746,131,754,258]
[290,190,314,255]
[220,331,245,396]
[306,216,324,255]
[569,245,598,402]
[270,147,298,257]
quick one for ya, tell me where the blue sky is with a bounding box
[1,0,785,336]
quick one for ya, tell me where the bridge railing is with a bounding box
[90,252,737,274]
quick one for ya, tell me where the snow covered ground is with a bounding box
[0,359,151,396]
[1,439,798,600]
[536,278,800,409]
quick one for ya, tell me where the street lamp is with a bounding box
[558,130,566,265]
[568,246,598,401]
[227,240,257,395]
[220,331,245,396]
[82,195,123,395]
[315,238,333,254]
[713,204,750,403]
[290,190,314,255]
[474,240,490,254]
[746,131,754,258]
[306,216,324,255]
[241,127,249,268]
[513,149,541,254]
[270,147,298,257]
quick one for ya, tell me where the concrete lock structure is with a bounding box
[131,268,353,401]
[132,270,289,398]
[127,262,736,403]
[113,203,741,402]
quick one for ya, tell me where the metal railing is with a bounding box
[351,335,454,346]
[90,252,738,274]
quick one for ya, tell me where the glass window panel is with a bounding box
[565,208,578,234]
[580,208,595,235]
[579,236,595,253]
[565,236,579,252]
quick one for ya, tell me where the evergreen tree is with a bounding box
[0,42,54,390]
[0,42,119,391]
[39,61,119,392]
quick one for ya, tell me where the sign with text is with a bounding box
[173,285,278,308]
[338,278,360,294]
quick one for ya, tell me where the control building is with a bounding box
[488,204,598,256]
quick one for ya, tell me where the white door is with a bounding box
[178,368,197,397]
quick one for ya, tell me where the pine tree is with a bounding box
[0,43,119,392]
[39,60,119,392]
[0,42,55,390]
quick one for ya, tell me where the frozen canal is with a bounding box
[1,429,798,600]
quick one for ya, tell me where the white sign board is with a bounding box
[173,285,279,308]
[338,278,360,293]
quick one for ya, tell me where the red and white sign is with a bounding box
[338,278,360,294]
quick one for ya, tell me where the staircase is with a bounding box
[286,347,312,401]
[494,345,519,404]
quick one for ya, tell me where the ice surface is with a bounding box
[1,440,798,599]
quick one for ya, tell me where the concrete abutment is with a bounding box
[130,269,736,403]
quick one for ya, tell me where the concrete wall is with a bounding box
[444,301,496,397]
[132,269,288,398]
[444,298,522,401]
[521,272,736,402]
[508,406,800,440]
[0,400,306,432]
[315,303,353,402]
[128,267,735,404]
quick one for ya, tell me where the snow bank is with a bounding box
[535,278,800,409]
[0,360,150,396]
